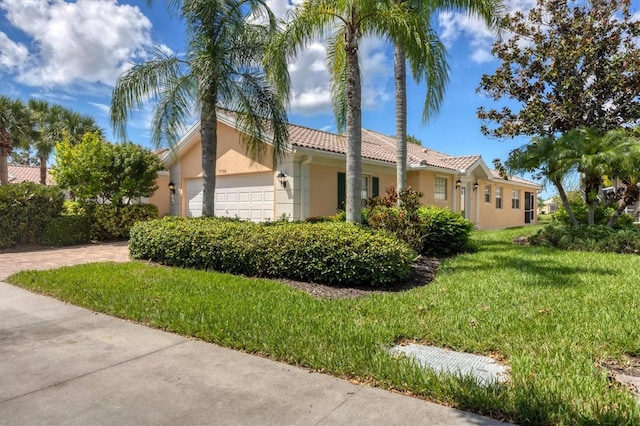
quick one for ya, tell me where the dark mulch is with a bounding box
[276,256,441,299]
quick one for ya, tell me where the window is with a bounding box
[484,185,491,203]
[512,189,520,209]
[495,187,502,209]
[361,176,369,201]
[434,177,447,201]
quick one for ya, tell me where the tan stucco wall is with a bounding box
[308,164,395,217]
[148,173,171,217]
[408,170,454,209]
[477,179,537,229]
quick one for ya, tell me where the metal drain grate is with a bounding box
[390,344,509,385]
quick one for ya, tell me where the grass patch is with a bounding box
[8,225,640,424]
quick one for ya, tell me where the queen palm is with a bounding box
[391,0,502,194]
[111,0,288,216]
[266,0,447,223]
[0,97,33,185]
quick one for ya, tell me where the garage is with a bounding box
[186,173,274,221]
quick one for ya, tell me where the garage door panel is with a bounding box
[187,174,274,222]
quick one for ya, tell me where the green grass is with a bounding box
[9,225,640,425]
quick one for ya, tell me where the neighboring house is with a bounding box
[158,111,541,229]
[7,164,53,185]
[541,198,558,215]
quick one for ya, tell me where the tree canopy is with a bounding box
[53,133,163,207]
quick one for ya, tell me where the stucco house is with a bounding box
[155,111,541,229]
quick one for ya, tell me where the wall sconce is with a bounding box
[168,181,176,194]
[473,182,479,191]
[277,171,287,188]
[455,179,461,189]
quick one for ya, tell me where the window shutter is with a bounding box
[337,172,346,210]
[372,177,380,197]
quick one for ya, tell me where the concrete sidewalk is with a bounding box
[0,244,509,425]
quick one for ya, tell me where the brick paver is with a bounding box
[0,242,130,280]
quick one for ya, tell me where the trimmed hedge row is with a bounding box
[529,223,640,254]
[39,215,92,247]
[0,183,64,248]
[129,217,416,287]
[90,203,158,240]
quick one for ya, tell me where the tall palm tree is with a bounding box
[28,100,101,185]
[266,0,442,223]
[111,0,288,217]
[391,0,502,194]
[0,97,33,185]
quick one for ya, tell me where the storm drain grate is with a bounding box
[390,344,509,385]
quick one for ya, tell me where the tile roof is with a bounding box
[7,164,53,185]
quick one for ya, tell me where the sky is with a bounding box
[1,0,631,198]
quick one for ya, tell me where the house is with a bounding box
[7,164,53,185]
[157,111,541,229]
[541,198,558,214]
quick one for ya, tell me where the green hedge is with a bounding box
[529,223,640,254]
[39,215,92,247]
[90,203,158,240]
[367,205,474,256]
[129,218,415,287]
[0,183,64,248]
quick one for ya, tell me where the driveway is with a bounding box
[0,243,509,425]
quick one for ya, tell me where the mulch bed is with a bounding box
[276,256,441,299]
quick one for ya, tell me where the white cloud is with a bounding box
[0,0,157,87]
[265,0,393,115]
[0,31,28,70]
[88,102,110,115]
[437,0,537,64]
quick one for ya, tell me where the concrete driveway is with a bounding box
[0,243,509,425]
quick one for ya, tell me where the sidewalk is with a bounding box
[0,244,510,425]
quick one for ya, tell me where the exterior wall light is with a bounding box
[455,179,461,189]
[168,181,176,194]
[277,171,287,188]
[473,182,479,191]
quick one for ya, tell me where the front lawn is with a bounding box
[9,226,640,424]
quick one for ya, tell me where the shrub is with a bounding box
[529,223,640,253]
[553,196,620,226]
[129,217,415,287]
[91,203,158,240]
[0,183,64,248]
[39,215,91,247]
[417,206,475,255]
[367,206,422,252]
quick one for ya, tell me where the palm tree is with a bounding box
[111,0,288,216]
[28,100,101,185]
[391,0,502,194]
[0,97,33,185]
[266,0,443,223]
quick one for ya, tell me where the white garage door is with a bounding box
[186,174,274,222]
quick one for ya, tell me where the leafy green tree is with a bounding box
[266,0,447,222]
[0,97,33,185]
[392,0,501,194]
[28,100,102,185]
[53,132,163,207]
[478,0,640,225]
[111,0,288,216]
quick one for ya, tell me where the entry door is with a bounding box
[524,192,535,223]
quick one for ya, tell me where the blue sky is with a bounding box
[0,0,610,198]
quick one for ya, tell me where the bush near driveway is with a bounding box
[0,182,64,248]
[129,217,415,287]
[39,215,92,247]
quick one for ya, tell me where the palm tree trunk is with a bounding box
[39,155,47,185]
[553,177,578,227]
[0,145,9,185]
[345,24,362,224]
[200,99,218,217]
[394,44,407,198]
[607,184,639,227]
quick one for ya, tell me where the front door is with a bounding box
[524,192,535,223]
